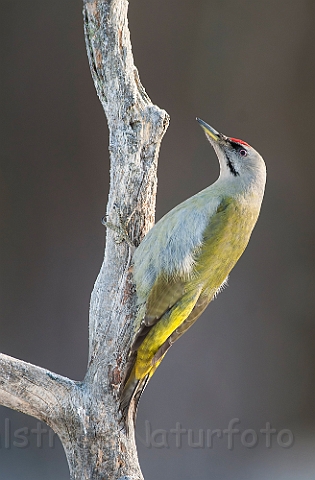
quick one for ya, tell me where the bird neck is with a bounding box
[216,169,266,203]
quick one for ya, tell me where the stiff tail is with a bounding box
[120,369,149,423]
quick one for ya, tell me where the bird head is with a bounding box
[197,118,266,191]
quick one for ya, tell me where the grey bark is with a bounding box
[0,0,169,478]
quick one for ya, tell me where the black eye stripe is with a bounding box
[229,141,242,150]
[229,141,247,154]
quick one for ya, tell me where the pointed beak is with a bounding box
[196,118,221,142]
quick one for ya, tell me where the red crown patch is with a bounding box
[229,137,250,147]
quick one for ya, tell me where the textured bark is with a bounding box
[0,0,169,478]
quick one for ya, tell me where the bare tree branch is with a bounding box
[0,0,169,478]
[0,353,74,425]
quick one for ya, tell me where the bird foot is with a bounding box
[102,204,136,252]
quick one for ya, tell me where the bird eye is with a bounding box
[239,149,247,157]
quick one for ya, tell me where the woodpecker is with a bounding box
[120,118,266,420]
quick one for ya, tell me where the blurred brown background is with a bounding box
[0,0,314,478]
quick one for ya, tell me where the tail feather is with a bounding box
[120,369,149,423]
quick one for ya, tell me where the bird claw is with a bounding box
[102,204,136,252]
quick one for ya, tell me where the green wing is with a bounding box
[131,275,186,351]
[151,290,211,365]
[145,276,186,325]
